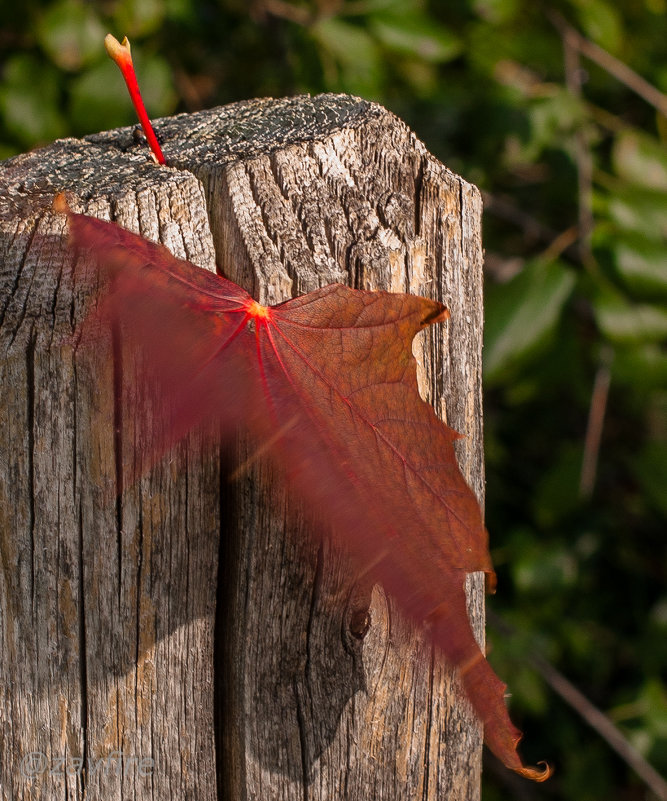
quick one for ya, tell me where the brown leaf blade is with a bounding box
[66,210,550,781]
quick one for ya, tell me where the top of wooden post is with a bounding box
[2,94,379,214]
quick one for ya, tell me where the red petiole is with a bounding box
[104,34,166,165]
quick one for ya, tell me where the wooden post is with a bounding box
[0,94,485,801]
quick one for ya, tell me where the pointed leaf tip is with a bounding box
[423,302,449,325]
[515,761,553,782]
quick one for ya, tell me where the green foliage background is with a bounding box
[2,1,666,798]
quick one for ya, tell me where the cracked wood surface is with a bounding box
[0,93,484,801]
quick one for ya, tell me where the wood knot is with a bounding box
[348,608,371,640]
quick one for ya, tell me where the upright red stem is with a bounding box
[105,34,166,165]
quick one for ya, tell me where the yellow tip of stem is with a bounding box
[104,33,131,63]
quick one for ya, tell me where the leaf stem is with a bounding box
[105,34,166,165]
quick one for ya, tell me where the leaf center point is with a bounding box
[245,299,272,321]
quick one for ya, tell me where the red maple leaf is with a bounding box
[66,207,550,782]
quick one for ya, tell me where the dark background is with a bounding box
[1,1,665,799]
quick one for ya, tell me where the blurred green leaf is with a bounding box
[612,680,667,764]
[513,541,579,593]
[68,60,136,133]
[36,0,106,71]
[532,443,584,526]
[356,0,418,12]
[642,680,667,737]
[310,18,382,97]
[0,54,66,146]
[370,14,461,63]
[571,0,623,51]
[613,130,667,191]
[112,0,166,37]
[484,259,576,380]
[594,288,667,344]
[610,236,667,300]
[505,663,549,714]
[633,440,667,516]
[0,144,19,160]
[611,343,667,391]
[486,613,552,713]
[604,186,667,238]
[507,90,585,165]
[161,0,193,21]
[473,0,520,25]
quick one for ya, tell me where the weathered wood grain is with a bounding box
[0,94,484,801]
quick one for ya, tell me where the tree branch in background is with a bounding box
[538,226,580,264]
[580,347,614,498]
[549,11,667,118]
[254,0,347,25]
[560,23,595,268]
[488,611,667,801]
[253,0,313,24]
[482,191,582,266]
